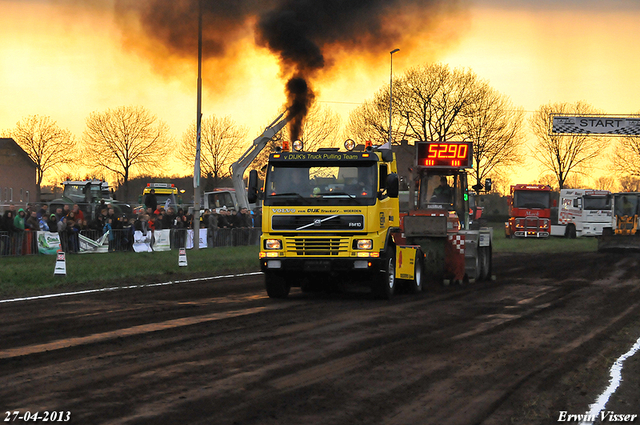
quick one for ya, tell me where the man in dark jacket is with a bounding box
[144,189,158,212]
[25,210,39,230]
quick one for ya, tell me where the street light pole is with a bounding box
[193,0,203,250]
[389,48,399,146]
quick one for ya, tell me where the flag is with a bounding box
[379,140,392,150]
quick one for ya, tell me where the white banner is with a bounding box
[185,229,208,249]
[79,232,109,253]
[153,229,171,251]
[132,230,153,252]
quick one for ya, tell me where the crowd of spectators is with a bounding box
[1,199,262,256]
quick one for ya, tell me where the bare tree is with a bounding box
[178,115,247,188]
[611,117,640,177]
[486,170,512,196]
[619,175,640,192]
[348,63,524,191]
[530,101,607,190]
[345,89,395,145]
[461,82,525,189]
[563,174,585,189]
[83,106,171,201]
[10,115,76,200]
[537,174,558,192]
[394,63,480,142]
[595,176,618,192]
[346,64,481,146]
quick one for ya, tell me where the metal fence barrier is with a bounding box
[0,230,38,257]
[0,227,262,257]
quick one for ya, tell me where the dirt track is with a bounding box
[1,252,640,425]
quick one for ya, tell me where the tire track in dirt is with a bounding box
[1,253,639,425]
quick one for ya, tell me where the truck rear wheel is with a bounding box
[479,245,492,281]
[407,254,423,294]
[265,271,290,299]
[373,247,396,300]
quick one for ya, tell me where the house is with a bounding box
[0,138,37,208]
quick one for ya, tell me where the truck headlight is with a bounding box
[264,239,282,250]
[355,239,373,250]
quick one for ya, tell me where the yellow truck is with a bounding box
[140,183,181,211]
[248,139,493,299]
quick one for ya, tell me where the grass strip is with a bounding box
[0,246,260,297]
[0,223,599,297]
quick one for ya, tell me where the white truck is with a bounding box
[203,188,240,213]
[550,189,612,238]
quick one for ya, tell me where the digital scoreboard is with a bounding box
[416,142,473,168]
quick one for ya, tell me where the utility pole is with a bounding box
[389,48,399,145]
[193,0,203,250]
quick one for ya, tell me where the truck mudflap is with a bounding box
[396,246,420,281]
[597,235,640,252]
[445,234,466,282]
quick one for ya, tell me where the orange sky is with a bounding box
[1,0,639,187]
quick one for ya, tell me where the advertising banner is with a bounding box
[185,229,208,249]
[132,230,153,252]
[153,229,171,251]
[37,232,61,255]
[79,232,109,253]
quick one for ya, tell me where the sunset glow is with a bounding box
[1,0,639,186]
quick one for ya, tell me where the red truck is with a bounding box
[504,184,551,238]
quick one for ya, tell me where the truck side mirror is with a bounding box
[247,170,259,203]
[485,178,492,192]
[380,149,394,163]
[386,173,399,198]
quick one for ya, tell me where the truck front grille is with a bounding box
[285,237,350,256]
[272,215,364,231]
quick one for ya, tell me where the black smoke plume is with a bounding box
[114,0,464,135]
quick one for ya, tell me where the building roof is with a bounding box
[0,138,37,169]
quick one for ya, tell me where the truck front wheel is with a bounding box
[373,247,396,300]
[265,271,290,299]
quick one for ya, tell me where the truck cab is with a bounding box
[50,180,132,221]
[610,192,640,235]
[254,142,399,298]
[597,192,640,252]
[550,189,612,237]
[505,184,551,238]
[203,188,239,213]
[140,183,181,211]
[397,141,493,285]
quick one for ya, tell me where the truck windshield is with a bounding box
[63,184,104,203]
[207,192,235,210]
[614,194,638,216]
[584,195,611,210]
[514,191,549,209]
[264,162,377,206]
[154,194,175,206]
